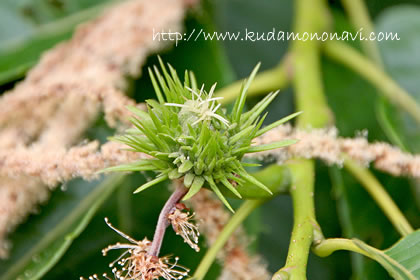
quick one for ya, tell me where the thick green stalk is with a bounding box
[291,0,332,128]
[344,158,413,236]
[273,160,320,280]
[273,0,331,279]
[215,57,292,104]
[192,199,264,280]
[323,41,420,125]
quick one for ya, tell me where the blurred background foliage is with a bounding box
[0,0,419,279]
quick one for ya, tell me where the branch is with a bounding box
[192,199,264,280]
[340,0,383,66]
[313,238,371,258]
[273,160,321,280]
[291,0,332,129]
[190,189,271,280]
[344,157,413,236]
[341,0,411,151]
[340,0,414,240]
[215,55,292,104]
[323,41,420,125]
[272,0,331,278]
[149,182,188,257]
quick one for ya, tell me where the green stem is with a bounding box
[341,0,409,150]
[376,98,409,151]
[340,0,383,66]
[329,167,365,275]
[273,160,321,280]
[291,1,332,129]
[272,0,331,279]
[344,157,413,236]
[216,57,292,105]
[192,199,264,280]
[340,0,414,237]
[313,238,371,258]
[323,41,420,125]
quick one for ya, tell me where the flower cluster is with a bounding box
[81,218,189,280]
[103,58,297,211]
[168,203,200,252]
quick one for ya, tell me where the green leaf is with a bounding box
[384,230,420,278]
[256,111,302,137]
[126,105,150,121]
[168,169,182,179]
[229,125,254,144]
[232,63,261,123]
[322,10,413,278]
[0,2,112,85]
[148,67,165,104]
[241,90,279,128]
[183,176,205,201]
[99,160,156,173]
[238,139,297,154]
[376,6,420,153]
[353,230,420,279]
[240,162,262,167]
[178,160,194,173]
[329,166,365,276]
[204,175,234,213]
[0,174,125,280]
[237,171,273,195]
[133,174,168,194]
[219,164,291,199]
[219,176,242,199]
[183,172,195,187]
[152,64,173,103]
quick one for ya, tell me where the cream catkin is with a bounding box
[1,125,419,188]
[0,0,188,258]
[251,124,420,178]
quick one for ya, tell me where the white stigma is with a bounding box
[165,83,229,127]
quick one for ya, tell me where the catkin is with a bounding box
[251,124,420,178]
[0,0,188,258]
[1,125,419,188]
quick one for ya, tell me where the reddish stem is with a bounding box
[148,182,188,256]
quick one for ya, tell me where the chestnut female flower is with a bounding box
[102,59,298,212]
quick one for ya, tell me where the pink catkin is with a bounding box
[251,125,420,178]
[1,125,419,187]
[0,0,188,258]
